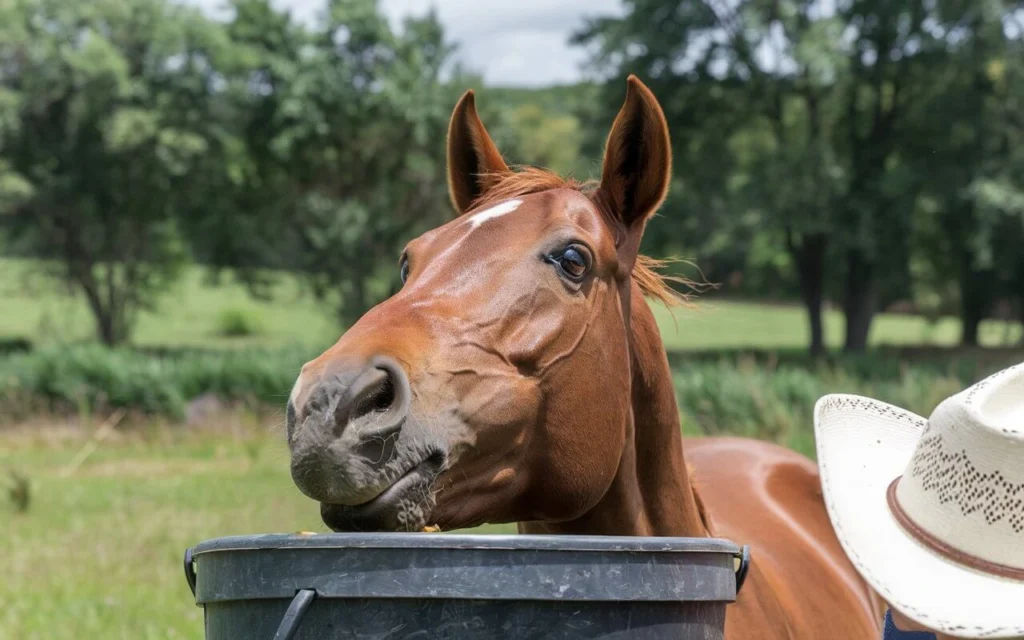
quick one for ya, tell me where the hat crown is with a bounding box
[950,363,1024,438]
[895,364,1024,575]
[812,365,1024,637]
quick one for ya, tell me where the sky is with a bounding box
[185,0,625,87]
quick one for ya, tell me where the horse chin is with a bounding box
[319,454,444,532]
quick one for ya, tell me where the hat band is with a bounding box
[887,477,1024,580]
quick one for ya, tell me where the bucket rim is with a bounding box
[190,532,742,557]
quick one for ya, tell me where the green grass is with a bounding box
[652,300,1022,350]
[0,259,338,350]
[3,257,1021,351]
[2,256,1022,638]
[0,350,996,638]
[0,421,514,640]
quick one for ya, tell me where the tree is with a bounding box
[968,44,1024,343]
[830,1,932,351]
[573,3,769,308]
[0,0,226,344]
[726,4,849,355]
[900,1,1024,346]
[502,103,587,178]
[217,0,470,326]
[574,0,1023,352]
[574,0,853,354]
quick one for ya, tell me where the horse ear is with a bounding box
[596,75,672,231]
[446,90,511,214]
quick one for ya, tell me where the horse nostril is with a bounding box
[352,372,396,419]
[333,357,410,433]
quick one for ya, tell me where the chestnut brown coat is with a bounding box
[286,76,883,639]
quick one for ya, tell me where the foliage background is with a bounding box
[2,0,1024,637]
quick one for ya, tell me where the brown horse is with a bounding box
[286,76,883,639]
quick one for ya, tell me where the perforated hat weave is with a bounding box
[814,363,1024,638]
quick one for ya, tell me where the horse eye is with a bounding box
[399,257,410,284]
[553,246,590,281]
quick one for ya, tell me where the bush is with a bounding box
[672,355,995,457]
[0,344,1017,445]
[0,344,315,420]
[215,308,264,338]
[0,338,32,356]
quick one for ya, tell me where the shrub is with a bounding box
[672,355,994,457]
[0,344,1017,447]
[0,344,315,420]
[0,338,32,356]
[215,308,264,338]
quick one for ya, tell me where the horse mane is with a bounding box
[469,167,698,308]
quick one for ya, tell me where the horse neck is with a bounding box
[521,284,709,538]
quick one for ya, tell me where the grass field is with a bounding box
[657,299,1022,350]
[3,258,1021,350]
[0,364,1006,639]
[0,419,513,639]
[0,259,338,350]
[2,256,1022,639]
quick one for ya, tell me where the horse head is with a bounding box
[286,76,682,533]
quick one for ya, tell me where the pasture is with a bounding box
[0,354,995,638]
[0,421,514,639]
[2,257,1022,638]
[3,258,1021,351]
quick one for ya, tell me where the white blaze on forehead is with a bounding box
[467,199,522,229]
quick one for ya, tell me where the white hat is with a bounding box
[814,363,1024,639]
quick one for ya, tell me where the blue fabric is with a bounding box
[884,610,938,639]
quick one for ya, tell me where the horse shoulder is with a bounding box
[684,437,884,640]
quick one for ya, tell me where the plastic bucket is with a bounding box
[185,533,748,639]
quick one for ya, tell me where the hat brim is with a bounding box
[814,394,1024,639]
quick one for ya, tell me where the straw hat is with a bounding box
[814,363,1024,639]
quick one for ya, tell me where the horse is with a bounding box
[285,75,884,639]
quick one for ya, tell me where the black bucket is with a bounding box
[184,533,749,640]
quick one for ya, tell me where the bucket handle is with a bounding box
[734,545,751,595]
[183,546,314,640]
[273,589,317,640]
[183,547,197,598]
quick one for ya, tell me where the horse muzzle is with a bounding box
[318,452,445,531]
[286,355,449,531]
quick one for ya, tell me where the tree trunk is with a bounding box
[960,302,983,347]
[791,233,828,356]
[91,298,130,346]
[959,270,985,348]
[96,311,120,347]
[77,270,130,346]
[957,257,996,348]
[843,249,876,353]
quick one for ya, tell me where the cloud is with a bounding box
[181,0,623,86]
[382,0,622,86]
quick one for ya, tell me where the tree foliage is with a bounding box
[0,0,472,340]
[2,0,1023,355]
[185,0,475,326]
[576,0,1024,352]
[0,0,226,344]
